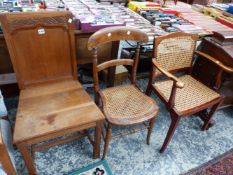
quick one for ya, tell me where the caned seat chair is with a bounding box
[0,12,104,174]
[0,90,17,175]
[146,32,233,153]
[88,26,159,159]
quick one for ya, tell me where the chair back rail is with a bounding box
[0,12,77,89]
[87,26,148,50]
[87,27,148,104]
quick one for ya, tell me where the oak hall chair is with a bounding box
[88,26,159,159]
[0,119,17,175]
[146,32,230,153]
[0,12,104,174]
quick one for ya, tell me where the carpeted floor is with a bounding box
[182,148,233,175]
[5,78,233,175]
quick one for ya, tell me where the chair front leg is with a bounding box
[102,123,112,159]
[160,113,181,153]
[147,117,156,145]
[93,121,103,159]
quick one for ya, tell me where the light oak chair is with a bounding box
[88,26,159,159]
[146,32,233,153]
[0,12,104,174]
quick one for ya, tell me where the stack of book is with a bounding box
[165,1,232,33]
[63,0,167,39]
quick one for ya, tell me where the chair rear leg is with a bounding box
[160,114,181,153]
[202,101,221,131]
[102,123,112,159]
[147,117,156,145]
[146,84,153,96]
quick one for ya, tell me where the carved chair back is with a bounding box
[0,12,77,89]
[88,26,148,99]
[153,32,198,76]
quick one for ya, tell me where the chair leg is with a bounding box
[147,117,156,145]
[198,110,215,128]
[94,92,100,106]
[102,123,112,160]
[93,121,102,159]
[146,85,153,96]
[202,101,221,131]
[160,114,181,153]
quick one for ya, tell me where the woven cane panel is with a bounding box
[154,75,220,113]
[155,36,195,75]
[101,85,156,119]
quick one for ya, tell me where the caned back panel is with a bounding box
[0,12,77,89]
[154,33,198,75]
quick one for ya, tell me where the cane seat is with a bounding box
[153,75,220,115]
[101,85,158,125]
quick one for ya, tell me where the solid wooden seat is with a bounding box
[20,80,82,99]
[101,84,158,125]
[153,75,220,115]
[14,80,103,143]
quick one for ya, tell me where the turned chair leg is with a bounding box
[160,114,181,153]
[202,101,221,130]
[102,123,112,160]
[147,117,156,145]
[94,93,100,106]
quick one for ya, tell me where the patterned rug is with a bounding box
[69,160,113,175]
[182,148,233,175]
[4,78,233,175]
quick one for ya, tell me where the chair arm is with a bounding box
[152,59,184,88]
[195,51,233,73]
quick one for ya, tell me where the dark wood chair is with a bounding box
[146,32,232,153]
[0,12,104,174]
[88,26,159,159]
[0,119,17,175]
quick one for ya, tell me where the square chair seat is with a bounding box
[153,75,220,116]
[14,80,104,144]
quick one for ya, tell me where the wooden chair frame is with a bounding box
[0,12,104,174]
[88,26,159,159]
[146,32,233,153]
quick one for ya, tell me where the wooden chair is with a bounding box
[0,12,104,174]
[88,26,159,159]
[146,32,233,153]
[0,119,17,175]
